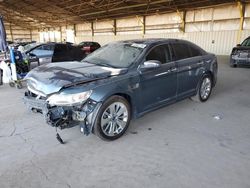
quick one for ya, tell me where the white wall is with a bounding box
[73,3,250,55]
[6,2,249,55]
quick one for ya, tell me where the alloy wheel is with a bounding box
[200,77,212,100]
[100,102,128,137]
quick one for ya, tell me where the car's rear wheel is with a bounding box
[93,95,131,141]
[191,75,212,102]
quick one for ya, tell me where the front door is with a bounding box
[138,44,177,112]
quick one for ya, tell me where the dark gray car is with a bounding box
[230,36,250,67]
[23,39,217,141]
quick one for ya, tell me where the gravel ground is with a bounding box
[0,56,250,188]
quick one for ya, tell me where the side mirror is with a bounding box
[140,60,161,71]
[237,44,241,47]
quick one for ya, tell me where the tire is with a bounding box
[191,75,212,102]
[16,83,23,89]
[93,95,131,141]
[9,82,15,87]
[230,64,237,68]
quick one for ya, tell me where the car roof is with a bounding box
[25,42,74,53]
[43,42,71,45]
[79,41,98,43]
[114,38,188,45]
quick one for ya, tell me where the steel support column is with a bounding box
[113,19,117,36]
[177,10,186,33]
[237,1,245,44]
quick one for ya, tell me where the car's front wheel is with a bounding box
[191,75,212,102]
[93,95,131,140]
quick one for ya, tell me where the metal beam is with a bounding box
[30,29,32,41]
[177,10,186,32]
[42,0,87,23]
[91,22,94,37]
[237,1,245,44]
[73,0,172,18]
[9,23,13,42]
[143,15,146,35]
[0,0,241,29]
[113,19,117,36]
[60,26,63,42]
[1,2,54,28]
[135,15,144,36]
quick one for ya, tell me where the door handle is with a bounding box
[170,67,177,72]
[197,61,204,65]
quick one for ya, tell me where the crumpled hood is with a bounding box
[25,61,127,96]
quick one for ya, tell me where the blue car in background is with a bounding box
[24,39,217,141]
[25,42,85,66]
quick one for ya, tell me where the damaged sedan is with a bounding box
[230,36,250,67]
[23,39,217,141]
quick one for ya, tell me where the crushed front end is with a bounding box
[230,48,250,66]
[23,89,101,135]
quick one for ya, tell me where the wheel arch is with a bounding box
[204,70,215,87]
[195,70,214,95]
[106,92,136,119]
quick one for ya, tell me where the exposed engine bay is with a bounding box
[24,90,102,136]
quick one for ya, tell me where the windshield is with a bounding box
[82,42,145,68]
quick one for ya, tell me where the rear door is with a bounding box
[30,44,54,65]
[170,42,204,99]
[69,45,86,61]
[52,44,69,62]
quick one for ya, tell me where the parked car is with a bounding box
[78,41,101,54]
[23,39,217,141]
[10,40,36,50]
[26,42,86,66]
[230,36,250,67]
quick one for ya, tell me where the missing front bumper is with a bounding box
[231,56,250,65]
[23,93,101,135]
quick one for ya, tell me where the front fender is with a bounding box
[89,74,140,118]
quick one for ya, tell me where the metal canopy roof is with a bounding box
[0,0,247,29]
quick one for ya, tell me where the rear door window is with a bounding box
[171,43,191,61]
[43,44,54,51]
[53,44,69,62]
[188,45,203,57]
[31,44,54,57]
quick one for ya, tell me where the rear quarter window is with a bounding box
[93,42,101,47]
[188,45,203,57]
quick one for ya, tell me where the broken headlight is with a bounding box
[47,90,92,106]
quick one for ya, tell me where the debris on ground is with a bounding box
[130,131,138,134]
[213,114,223,120]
